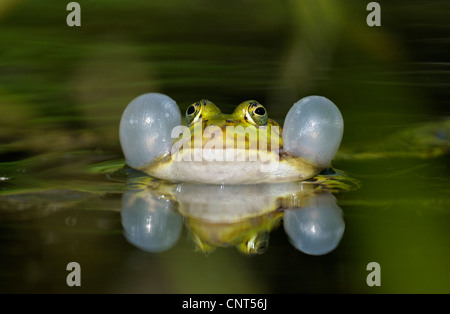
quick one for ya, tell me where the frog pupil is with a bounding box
[255,107,266,116]
[187,105,196,115]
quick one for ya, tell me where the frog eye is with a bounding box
[186,101,202,125]
[247,101,268,126]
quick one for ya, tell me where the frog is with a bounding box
[119,93,344,185]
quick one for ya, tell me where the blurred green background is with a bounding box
[0,0,449,293]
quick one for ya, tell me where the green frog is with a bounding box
[119,93,344,185]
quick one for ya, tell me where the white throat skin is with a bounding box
[141,149,320,185]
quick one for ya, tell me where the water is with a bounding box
[0,0,449,293]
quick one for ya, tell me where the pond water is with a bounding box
[0,0,449,293]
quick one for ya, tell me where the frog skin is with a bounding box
[119,93,343,185]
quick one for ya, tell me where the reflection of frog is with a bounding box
[186,211,282,256]
[119,93,344,184]
[121,170,358,255]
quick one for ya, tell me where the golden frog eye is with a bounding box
[247,101,268,126]
[186,101,202,125]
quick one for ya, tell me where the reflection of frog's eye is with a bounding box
[253,239,268,254]
[246,232,269,255]
[186,102,202,125]
[248,102,268,126]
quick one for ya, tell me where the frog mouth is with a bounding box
[169,122,281,163]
